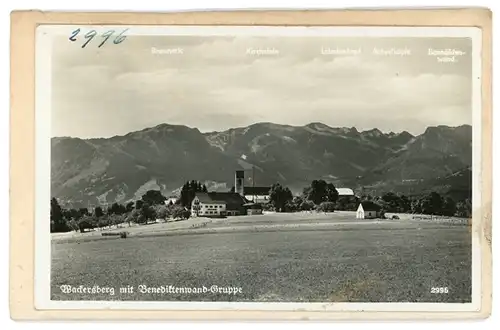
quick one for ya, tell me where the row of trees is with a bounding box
[359,191,471,217]
[265,180,471,218]
[266,180,339,212]
[50,189,192,233]
[51,180,213,233]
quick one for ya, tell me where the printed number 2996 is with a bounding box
[431,287,449,293]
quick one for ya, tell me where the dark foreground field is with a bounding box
[51,215,471,303]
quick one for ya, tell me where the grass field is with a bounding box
[51,212,471,302]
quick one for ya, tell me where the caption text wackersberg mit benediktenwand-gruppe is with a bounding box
[59,284,243,296]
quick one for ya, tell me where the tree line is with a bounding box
[354,191,471,217]
[265,180,471,218]
[51,178,472,233]
[266,180,339,212]
[50,180,207,233]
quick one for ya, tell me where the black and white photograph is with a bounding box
[35,25,482,310]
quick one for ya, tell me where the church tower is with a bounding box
[235,170,244,196]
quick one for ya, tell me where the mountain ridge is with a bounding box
[53,122,420,141]
[51,122,472,208]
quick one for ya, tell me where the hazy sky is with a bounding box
[52,35,472,138]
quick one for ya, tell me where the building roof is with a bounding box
[359,201,382,211]
[243,202,263,209]
[164,197,178,205]
[336,188,354,196]
[194,193,225,204]
[194,192,247,210]
[244,186,271,195]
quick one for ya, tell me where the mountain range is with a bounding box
[51,122,472,207]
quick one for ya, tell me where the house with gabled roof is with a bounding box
[356,201,382,219]
[191,192,247,217]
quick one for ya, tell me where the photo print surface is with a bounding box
[35,25,481,310]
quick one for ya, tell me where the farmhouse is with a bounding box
[356,201,382,219]
[191,192,247,217]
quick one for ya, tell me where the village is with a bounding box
[50,166,471,240]
[187,170,379,220]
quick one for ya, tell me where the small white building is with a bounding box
[336,188,354,196]
[356,201,382,219]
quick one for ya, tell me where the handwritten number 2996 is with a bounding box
[69,28,129,48]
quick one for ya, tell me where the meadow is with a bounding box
[51,212,472,302]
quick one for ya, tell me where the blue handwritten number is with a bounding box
[69,28,80,42]
[82,30,97,48]
[99,30,115,48]
[113,28,129,44]
[70,28,128,47]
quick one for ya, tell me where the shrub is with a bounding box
[172,206,190,220]
[262,203,275,212]
[316,201,336,213]
[126,209,140,225]
[155,205,169,220]
[104,214,123,227]
[78,215,97,233]
[300,200,315,211]
[98,217,110,228]
[136,214,147,224]
[78,221,92,233]
[284,200,298,212]
[66,219,79,232]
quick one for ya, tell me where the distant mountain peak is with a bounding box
[393,130,414,139]
[305,122,331,129]
[424,124,471,134]
[129,123,203,139]
[303,123,362,136]
[362,128,383,138]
